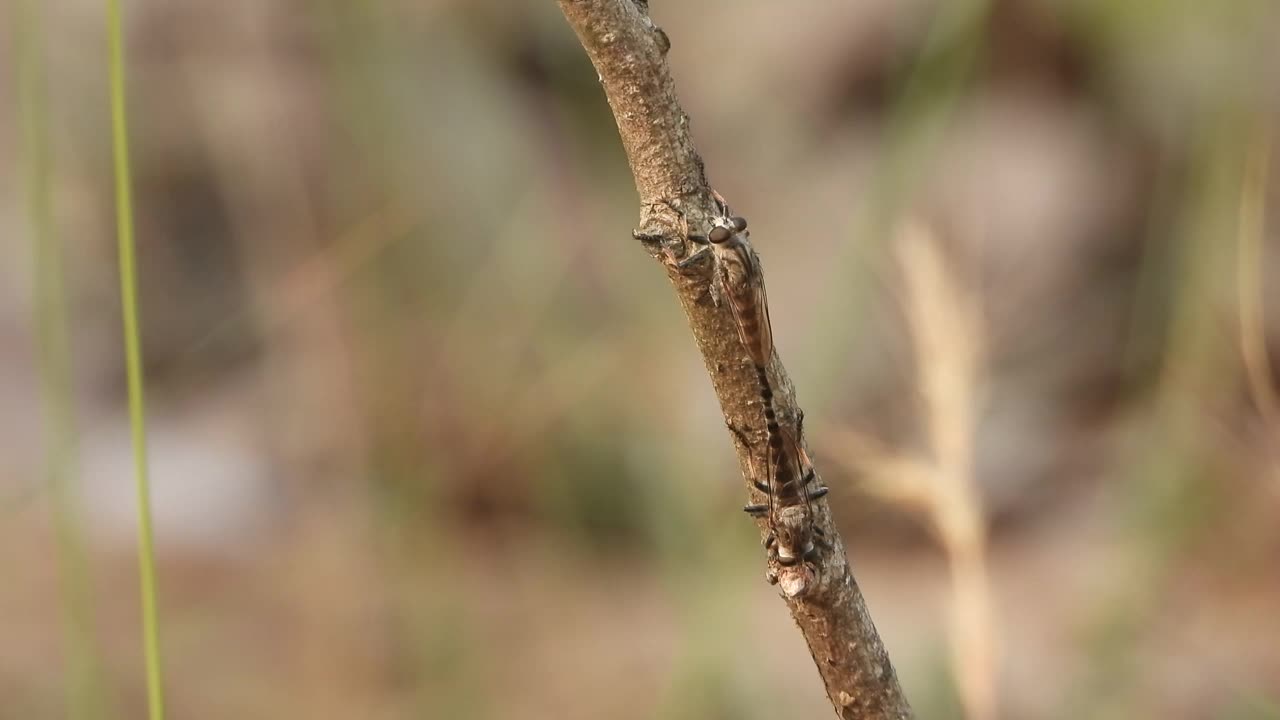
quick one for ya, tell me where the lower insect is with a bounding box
[736,416,830,598]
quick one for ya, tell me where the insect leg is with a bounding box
[811,528,832,553]
[710,189,731,217]
[790,410,830,501]
[725,418,754,449]
[631,228,665,244]
[729,420,774,512]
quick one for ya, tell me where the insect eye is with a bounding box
[708,226,731,243]
[731,216,748,233]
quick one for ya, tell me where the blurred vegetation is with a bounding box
[3,0,1279,719]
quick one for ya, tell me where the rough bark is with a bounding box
[556,2,914,718]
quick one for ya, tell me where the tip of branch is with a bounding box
[778,565,816,599]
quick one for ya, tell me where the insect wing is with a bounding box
[788,429,816,505]
[749,248,774,368]
[720,242,774,368]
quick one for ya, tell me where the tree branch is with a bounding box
[556,2,913,717]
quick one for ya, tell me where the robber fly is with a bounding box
[680,198,829,594]
[674,204,786,463]
[682,206,786,484]
[736,412,830,596]
[679,203,778,432]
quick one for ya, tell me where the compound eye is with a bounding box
[731,216,748,233]
[708,225,731,244]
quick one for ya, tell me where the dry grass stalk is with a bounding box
[1236,129,1278,488]
[824,221,996,720]
[898,221,995,720]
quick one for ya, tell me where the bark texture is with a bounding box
[556,2,914,718]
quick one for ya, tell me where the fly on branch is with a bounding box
[677,195,831,597]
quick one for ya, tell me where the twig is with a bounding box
[556,2,913,717]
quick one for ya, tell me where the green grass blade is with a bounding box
[107,1,166,718]
[15,1,111,717]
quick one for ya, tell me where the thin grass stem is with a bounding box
[107,1,166,717]
[16,1,110,716]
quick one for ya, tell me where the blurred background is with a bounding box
[4,0,1280,718]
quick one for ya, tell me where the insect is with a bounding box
[674,205,785,472]
[736,413,830,596]
[680,198,830,595]
[674,203,772,358]
[679,206,778,435]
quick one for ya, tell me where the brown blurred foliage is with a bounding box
[3,0,1279,718]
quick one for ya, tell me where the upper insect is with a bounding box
[703,215,773,368]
